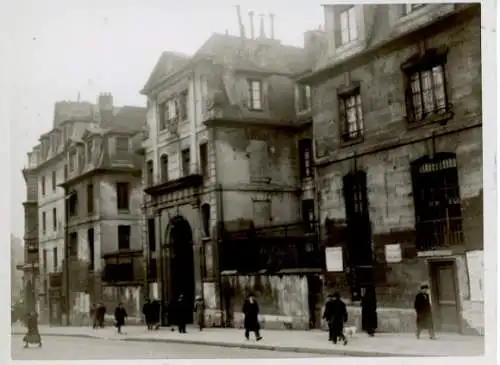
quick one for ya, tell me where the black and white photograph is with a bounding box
[5,0,496,362]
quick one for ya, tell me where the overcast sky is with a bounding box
[7,0,324,237]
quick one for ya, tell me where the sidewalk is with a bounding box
[11,323,484,357]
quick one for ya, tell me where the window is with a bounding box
[179,90,188,120]
[403,3,425,15]
[88,228,95,271]
[52,207,57,231]
[68,191,78,217]
[296,84,312,112]
[339,88,364,142]
[248,80,263,110]
[298,139,313,179]
[181,148,190,177]
[160,155,169,182]
[53,247,58,271]
[339,7,358,46]
[52,171,56,191]
[41,176,46,196]
[199,143,208,179]
[69,232,78,257]
[201,204,211,237]
[116,136,129,154]
[302,199,315,232]
[118,225,131,250]
[43,249,48,272]
[404,51,448,123]
[64,165,68,181]
[116,182,130,211]
[42,212,46,234]
[159,102,167,130]
[69,150,77,172]
[200,76,208,114]
[147,218,156,252]
[87,184,94,214]
[87,140,93,162]
[146,160,154,186]
[411,153,463,251]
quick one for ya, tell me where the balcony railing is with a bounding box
[416,217,464,251]
[219,221,321,273]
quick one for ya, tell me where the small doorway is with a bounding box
[429,260,461,333]
[307,274,323,329]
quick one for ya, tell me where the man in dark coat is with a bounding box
[142,298,152,330]
[361,286,378,337]
[114,303,128,334]
[151,299,160,330]
[90,304,98,329]
[323,292,348,345]
[96,303,106,328]
[242,293,262,341]
[414,284,436,339]
[175,294,189,333]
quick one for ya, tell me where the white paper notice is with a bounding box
[385,244,402,263]
[325,247,343,272]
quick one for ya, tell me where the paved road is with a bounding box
[11,335,330,360]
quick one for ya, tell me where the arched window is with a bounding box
[411,152,462,250]
[160,155,168,182]
[201,204,210,237]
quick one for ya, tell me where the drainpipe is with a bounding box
[63,187,70,325]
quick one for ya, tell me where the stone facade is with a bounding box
[302,4,483,334]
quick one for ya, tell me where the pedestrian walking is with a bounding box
[414,284,436,339]
[114,303,128,334]
[90,303,98,329]
[142,298,152,330]
[151,299,161,330]
[242,293,262,341]
[323,292,348,345]
[22,311,42,348]
[97,303,106,328]
[175,294,189,333]
[194,295,205,331]
[361,286,378,337]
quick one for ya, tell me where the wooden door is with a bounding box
[430,261,460,332]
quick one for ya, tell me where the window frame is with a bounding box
[87,183,94,214]
[118,225,131,251]
[115,136,130,154]
[41,176,46,196]
[146,160,154,186]
[248,79,263,111]
[296,84,312,113]
[181,148,191,177]
[199,143,209,179]
[116,182,130,211]
[53,247,58,271]
[179,90,189,121]
[402,48,451,125]
[42,211,46,234]
[402,3,426,16]
[160,154,169,182]
[339,6,358,46]
[338,87,364,144]
[52,171,56,191]
[52,207,57,231]
[298,139,313,180]
[88,228,95,271]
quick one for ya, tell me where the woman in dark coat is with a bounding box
[114,303,128,334]
[175,294,190,333]
[23,311,42,348]
[242,293,262,341]
[414,284,436,339]
[361,286,378,336]
[323,292,348,345]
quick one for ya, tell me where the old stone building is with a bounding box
[59,93,146,324]
[23,99,98,324]
[24,94,146,325]
[298,4,482,334]
[139,19,330,328]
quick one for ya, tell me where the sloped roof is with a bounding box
[141,51,191,94]
[101,106,147,133]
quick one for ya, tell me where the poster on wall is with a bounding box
[325,247,343,272]
[466,250,484,302]
[385,244,402,263]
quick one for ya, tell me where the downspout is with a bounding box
[63,187,70,325]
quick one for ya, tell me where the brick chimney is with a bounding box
[98,93,114,125]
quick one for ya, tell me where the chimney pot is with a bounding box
[269,13,275,40]
[259,13,266,39]
[248,11,255,39]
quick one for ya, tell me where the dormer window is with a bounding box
[248,79,263,111]
[403,4,426,16]
[116,136,129,154]
[296,84,312,112]
[339,6,358,46]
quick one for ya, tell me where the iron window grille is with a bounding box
[339,88,364,142]
[411,153,464,251]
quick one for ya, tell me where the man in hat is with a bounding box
[242,293,262,341]
[194,295,205,331]
[323,292,348,345]
[414,284,436,339]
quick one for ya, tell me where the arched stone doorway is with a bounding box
[163,215,195,324]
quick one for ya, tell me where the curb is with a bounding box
[11,331,424,357]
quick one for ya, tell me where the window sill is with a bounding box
[406,109,454,130]
[118,209,131,214]
[248,107,264,112]
[340,135,364,148]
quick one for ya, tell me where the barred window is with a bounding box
[339,89,363,142]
